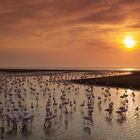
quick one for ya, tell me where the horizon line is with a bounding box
[0,67,140,71]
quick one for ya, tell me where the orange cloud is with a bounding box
[0,0,140,68]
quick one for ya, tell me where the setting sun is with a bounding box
[123,35,136,48]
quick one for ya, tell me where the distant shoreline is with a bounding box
[0,68,139,73]
[0,67,140,71]
[0,69,128,77]
[71,72,140,90]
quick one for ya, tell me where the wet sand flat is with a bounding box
[71,72,140,89]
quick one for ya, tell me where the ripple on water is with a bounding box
[0,73,140,140]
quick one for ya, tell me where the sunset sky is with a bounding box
[0,0,140,68]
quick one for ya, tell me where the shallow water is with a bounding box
[0,72,140,140]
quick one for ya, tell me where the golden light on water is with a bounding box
[123,35,136,49]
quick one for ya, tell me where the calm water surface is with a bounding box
[0,72,140,140]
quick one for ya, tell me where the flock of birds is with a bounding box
[0,72,139,139]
